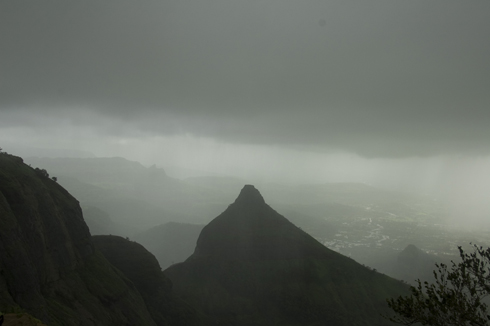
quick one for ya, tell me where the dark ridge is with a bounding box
[93,235,208,326]
[0,153,157,326]
[166,185,409,326]
[193,185,324,261]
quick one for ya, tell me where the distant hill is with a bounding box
[0,154,156,325]
[391,244,440,284]
[134,222,205,269]
[92,235,208,326]
[346,244,450,286]
[166,185,408,326]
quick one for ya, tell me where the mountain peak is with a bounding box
[233,184,265,205]
[193,184,330,261]
[167,184,408,326]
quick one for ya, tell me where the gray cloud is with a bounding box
[1,0,489,157]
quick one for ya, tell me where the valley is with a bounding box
[2,153,490,325]
[26,156,490,280]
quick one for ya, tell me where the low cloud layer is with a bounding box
[1,0,490,157]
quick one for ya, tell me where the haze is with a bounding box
[1,0,490,226]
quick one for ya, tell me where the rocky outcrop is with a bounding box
[0,154,156,326]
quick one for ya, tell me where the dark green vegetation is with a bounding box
[134,222,205,269]
[166,185,409,326]
[92,235,207,326]
[0,154,157,325]
[387,245,490,326]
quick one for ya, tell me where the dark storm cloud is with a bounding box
[1,0,489,157]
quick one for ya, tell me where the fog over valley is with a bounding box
[1,1,490,325]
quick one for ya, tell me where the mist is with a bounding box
[1,1,490,234]
[3,3,490,323]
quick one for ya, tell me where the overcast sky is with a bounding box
[1,0,490,217]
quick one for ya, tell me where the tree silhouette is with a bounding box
[387,245,490,326]
[34,168,50,178]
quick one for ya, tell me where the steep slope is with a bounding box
[134,222,205,269]
[0,154,156,326]
[1,312,47,326]
[166,185,408,326]
[92,235,208,326]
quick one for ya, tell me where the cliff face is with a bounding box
[0,154,156,326]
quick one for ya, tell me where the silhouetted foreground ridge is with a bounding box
[93,235,208,326]
[166,185,408,326]
[0,154,156,325]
